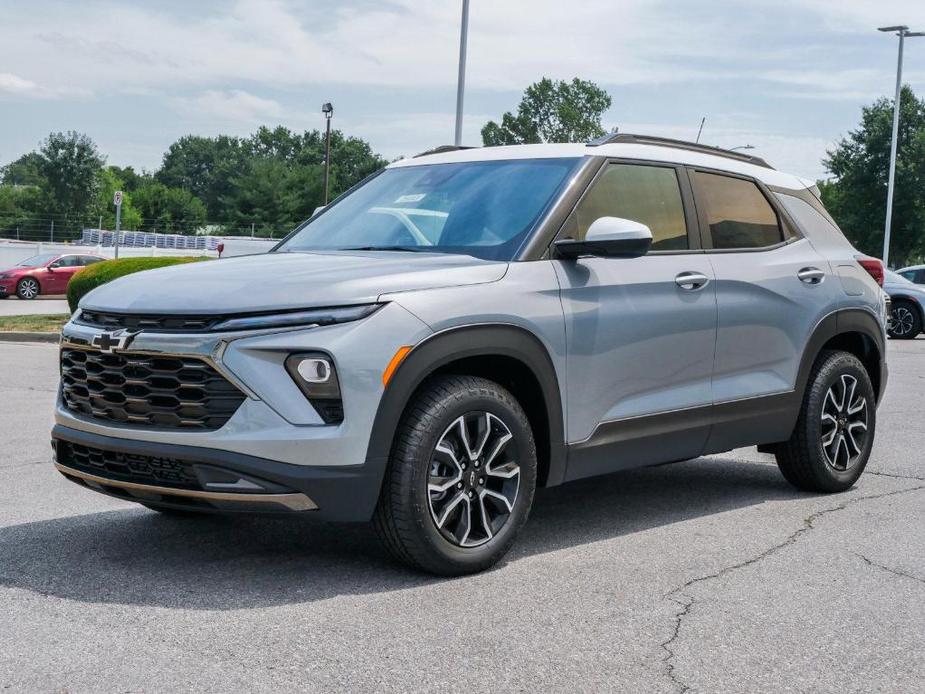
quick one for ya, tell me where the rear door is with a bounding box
[689,169,841,452]
[553,160,718,481]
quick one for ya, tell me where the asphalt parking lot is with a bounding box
[0,296,69,316]
[1,338,923,693]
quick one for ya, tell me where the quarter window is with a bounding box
[565,164,689,251]
[692,171,783,249]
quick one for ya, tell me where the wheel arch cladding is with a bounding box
[797,309,885,406]
[365,324,566,488]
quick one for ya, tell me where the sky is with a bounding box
[1,0,924,181]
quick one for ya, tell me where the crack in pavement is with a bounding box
[658,483,925,694]
[867,469,925,482]
[855,552,925,587]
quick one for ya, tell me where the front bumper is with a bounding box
[52,424,385,521]
[54,302,433,520]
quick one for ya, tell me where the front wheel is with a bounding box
[889,301,922,339]
[16,277,40,300]
[775,350,875,492]
[373,375,537,575]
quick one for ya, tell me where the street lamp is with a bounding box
[877,25,924,267]
[454,0,470,146]
[322,102,334,205]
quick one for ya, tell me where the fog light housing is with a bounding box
[285,352,344,424]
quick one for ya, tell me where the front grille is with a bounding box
[61,347,246,430]
[76,310,220,333]
[58,441,201,490]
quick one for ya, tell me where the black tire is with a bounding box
[776,350,876,492]
[888,300,922,339]
[373,375,537,576]
[16,277,40,300]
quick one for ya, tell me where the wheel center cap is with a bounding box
[468,470,477,488]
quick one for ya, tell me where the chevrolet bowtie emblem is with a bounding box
[91,330,136,354]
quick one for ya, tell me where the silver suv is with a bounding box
[53,134,889,575]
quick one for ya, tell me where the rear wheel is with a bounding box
[889,301,921,339]
[776,350,875,492]
[16,277,40,300]
[373,375,537,575]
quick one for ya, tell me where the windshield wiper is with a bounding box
[340,246,432,252]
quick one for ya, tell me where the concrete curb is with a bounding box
[0,332,60,344]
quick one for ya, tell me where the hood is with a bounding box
[81,251,507,314]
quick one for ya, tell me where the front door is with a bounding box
[45,255,82,293]
[553,161,718,481]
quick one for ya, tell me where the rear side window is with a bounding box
[692,171,783,249]
[54,256,81,267]
[566,163,689,251]
[80,256,103,266]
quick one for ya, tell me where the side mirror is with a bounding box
[312,205,326,216]
[555,217,653,259]
[46,263,59,271]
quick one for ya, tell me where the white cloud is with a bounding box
[0,71,86,99]
[2,0,917,97]
[173,89,285,124]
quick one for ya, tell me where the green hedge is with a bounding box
[67,256,209,312]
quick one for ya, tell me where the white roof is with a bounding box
[388,142,812,190]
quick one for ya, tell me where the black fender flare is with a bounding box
[795,308,886,405]
[365,324,567,487]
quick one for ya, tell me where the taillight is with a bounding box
[856,256,884,286]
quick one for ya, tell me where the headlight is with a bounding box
[285,352,343,424]
[0,273,12,280]
[212,303,381,332]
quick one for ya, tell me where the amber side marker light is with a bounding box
[383,346,413,386]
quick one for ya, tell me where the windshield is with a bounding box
[276,158,582,261]
[16,253,58,267]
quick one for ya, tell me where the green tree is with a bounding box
[90,167,142,230]
[1,152,45,187]
[35,131,105,218]
[482,77,613,146]
[823,85,925,267]
[132,179,207,233]
[157,135,247,220]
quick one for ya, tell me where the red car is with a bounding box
[0,252,106,300]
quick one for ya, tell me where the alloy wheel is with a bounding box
[427,411,520,548]
[820,374,868,471]
[18,278,39,299]
[890,306,915,337]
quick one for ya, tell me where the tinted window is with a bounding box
[54,256,80,267]
[916,270,925,285]
[277,158,582,261]
[80,256,104,266]
[16,253,58,267]
[692,171,783,249]
[566,164,689,250]
[898,270,916,282]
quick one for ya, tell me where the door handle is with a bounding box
[797,267,825,285]
[675,271,709,291]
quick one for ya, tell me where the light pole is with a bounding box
[878,25,924,267]
[454,0,470,146]
[322,102,334,205]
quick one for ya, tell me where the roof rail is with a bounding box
[587,132,773,169]
[413,144,477,158]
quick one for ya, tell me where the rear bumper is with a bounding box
[51,424,386,521]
